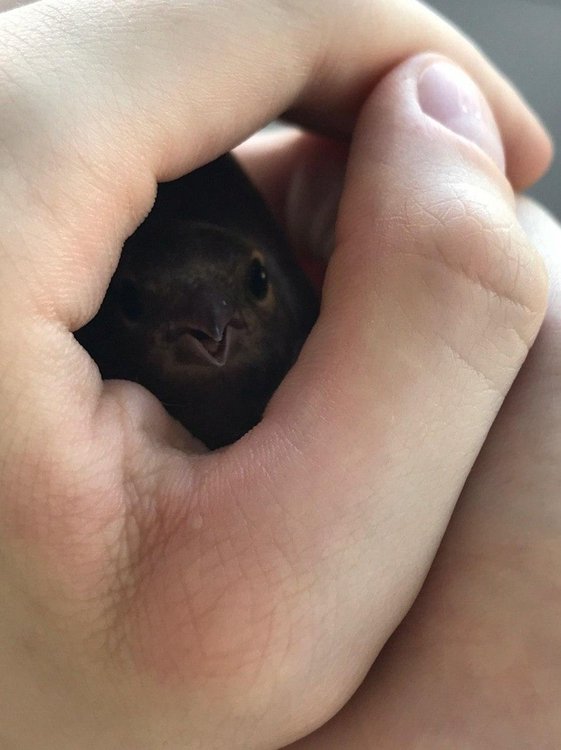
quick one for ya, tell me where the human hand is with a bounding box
[0,1,552,748]
[283,199,561,750]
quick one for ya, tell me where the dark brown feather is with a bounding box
[76,154,318,448]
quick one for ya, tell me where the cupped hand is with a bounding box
[0,2,552,749]
[283,198,561,750]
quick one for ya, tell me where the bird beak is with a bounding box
[160,287,243,367]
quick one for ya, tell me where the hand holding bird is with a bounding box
[0,2,555,748]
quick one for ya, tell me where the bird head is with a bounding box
[107,221,314,393]
[76,157,320,448]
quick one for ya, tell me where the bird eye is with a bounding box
[248,258,269,301]
[118,279,144,322]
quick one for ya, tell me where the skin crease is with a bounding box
[0,2,558,750]
[76,155,318,450]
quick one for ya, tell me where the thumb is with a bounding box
[265,53,547,499]
[207,53,548,724]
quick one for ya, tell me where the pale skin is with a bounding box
[0,2,559,749]
[283,196,561,749]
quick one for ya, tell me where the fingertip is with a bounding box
[235,128,348,262]
[411,52,554,189]
[234,127,305,221]
[417,62,504,179]
[507,113,554,191]
[461,56,554,189]
[337,52,514,230]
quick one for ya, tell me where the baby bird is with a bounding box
[76,154,318,449]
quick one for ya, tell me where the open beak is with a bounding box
[161,287,244,367]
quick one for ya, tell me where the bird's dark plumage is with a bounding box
[76,154,318,448]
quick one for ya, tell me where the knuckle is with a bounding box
[407,181,548,336]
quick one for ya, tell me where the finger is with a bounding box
[0,0,551,323]
[170,53,546,740]
[2,0,551,198]
[235,128,347,264]
[236,128,348,292]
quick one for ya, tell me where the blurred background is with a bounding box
[428,0,560,217]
